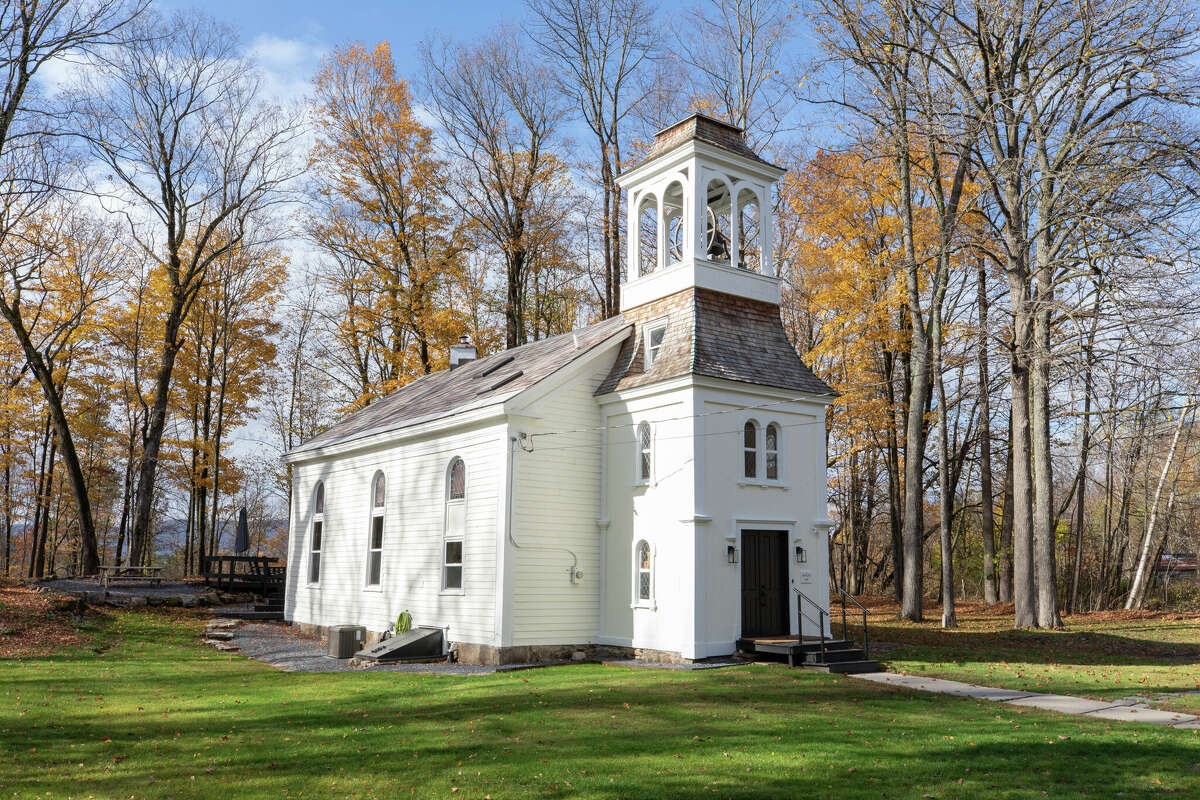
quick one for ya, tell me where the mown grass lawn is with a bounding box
[1,608,1198,799]
[863,599,1200,714]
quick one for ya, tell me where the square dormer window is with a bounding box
[645,320,667,368]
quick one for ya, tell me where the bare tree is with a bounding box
[676,0,795,148]
[75,10,299,566]
[526,0,655,319]
[421,28,569,348]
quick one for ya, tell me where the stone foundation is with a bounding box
[289,622,698,666]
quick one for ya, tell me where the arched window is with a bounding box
[637,422,652,483]
[635,540,653,605]
[663,181,685,265]
[308,482,325,584]
[766,423,780,480]
[705,179,731,263]
[444,458,466,590]
[743,421,758,479]
[638,194,659,276]
[366,471,385,586]
[737,188,760,272]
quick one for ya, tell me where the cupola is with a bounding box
[618,114,786,312]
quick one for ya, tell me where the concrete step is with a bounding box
[803,647,866,664]
[741,639,856,655]
[806,660,881,675]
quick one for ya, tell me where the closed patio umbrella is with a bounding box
[234,507,250,555]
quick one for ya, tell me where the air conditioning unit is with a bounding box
[328,625,366,659]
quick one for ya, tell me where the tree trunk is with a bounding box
[1126,399,1193,609]
[934,301,956,628]
[130,303,187,567]
[1008,270,1036,627]
[1030,249,1061,628]
[0,313,101,574]
[976,260,998,605]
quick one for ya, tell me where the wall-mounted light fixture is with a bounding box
[795,544,806,564]
[727,544,739,565]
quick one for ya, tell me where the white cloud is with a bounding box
[246,33,327,105]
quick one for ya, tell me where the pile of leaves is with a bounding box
[0,579,96,658]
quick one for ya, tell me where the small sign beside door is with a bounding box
[798,570,813,584]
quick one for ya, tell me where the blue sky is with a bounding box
[159,1,512,80]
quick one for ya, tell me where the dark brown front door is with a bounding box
[741,530,789,637]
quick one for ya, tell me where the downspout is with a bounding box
[508,433,580,582]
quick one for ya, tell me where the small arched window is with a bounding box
[309,482,325,584]
[766,423,780,480]
[637,422,652,483]
[444,458,466,590]
[448,457,466,501]
[743,421,758,479]
[635,540,652,605]
[366,472,385,586]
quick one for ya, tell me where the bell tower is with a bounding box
[617,114,786,312]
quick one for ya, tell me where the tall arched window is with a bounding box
[737,188,760,272]
[635,540,653,605]
[663,181,685,265]
[309,482,325,584]
[366,471,386,586]
[637,422,652,483]
[743,421,758,479]
[766,423,780,480]
[638,194,659,276]
[444,458,466,590]
[705,179,731,263]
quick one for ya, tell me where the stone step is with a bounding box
[204,630,235,641]
[214,609,283,620]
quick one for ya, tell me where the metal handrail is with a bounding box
[793,586,828,659]
[833,586,871,660]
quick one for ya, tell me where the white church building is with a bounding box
[282,114,836,664]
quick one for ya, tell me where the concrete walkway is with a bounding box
[853,671,1200,728]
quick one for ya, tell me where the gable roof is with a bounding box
[288,316,632,458]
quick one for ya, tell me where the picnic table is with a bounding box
[99,564,165,588]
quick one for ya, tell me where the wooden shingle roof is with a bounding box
[595,288,835,397]
[289,316,632,457]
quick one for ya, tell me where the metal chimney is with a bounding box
[449,335,476,370]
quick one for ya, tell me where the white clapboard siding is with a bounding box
[507,358,612,645]
[285,421,505,645]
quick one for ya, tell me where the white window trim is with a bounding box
[740,421,786,487]
[442,457,467,595]
[307,482,326,587]
[364,472,386,590]
[631,539,656,609]
[765,422,781,481]
[743,418,760,480]
[634,421,654,486]
[643,318,668,368]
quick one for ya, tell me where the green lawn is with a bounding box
[861,601,1200,714]
[1,609,1198,798]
